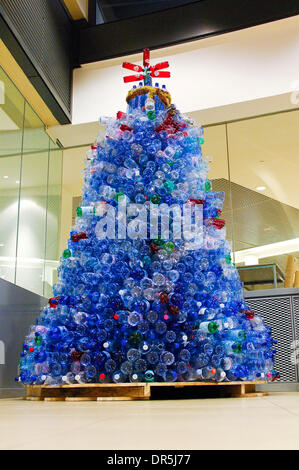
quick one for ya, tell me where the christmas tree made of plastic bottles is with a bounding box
[18,49,278,386]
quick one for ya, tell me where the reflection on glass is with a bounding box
[0,67,62,296]
[227,111,299,290]
[0,67,24,282]
[203,124,233,244]
[15,102,49,295]
[43,142,62,298]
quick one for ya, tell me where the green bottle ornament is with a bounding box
[205,180,211,191]
[152,237,164,246]
[208,321,219,334]
[144,370,155,382]
[151,194,161,205]
[232,342,242,354]
[163,180,175,193]
[163,241,175,253]
[62,249,71,259]
[115,192,124,201]
[76,206,82,217]
[35,335,42,346]
[225,254,232,264]
[147,110,156,120]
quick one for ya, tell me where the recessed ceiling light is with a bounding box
[255,185,266,191]
[234,238,299,264]
[3,176,8,179]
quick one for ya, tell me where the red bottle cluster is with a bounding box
[71,232,88,242]
[208,218,226,229]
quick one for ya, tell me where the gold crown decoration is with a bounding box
[126,85,171,108]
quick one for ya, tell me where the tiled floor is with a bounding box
[0,393,298,450]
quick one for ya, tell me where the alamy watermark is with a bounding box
[92,196,204,249]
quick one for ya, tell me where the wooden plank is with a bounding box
[244,384,256,394]
[149,381,264,387]
[44,397,65,402]
[26,385,42,398]
[143,383,151,399]
[25,381,267,401]
[65,397,97,402]
[26,382,265,391]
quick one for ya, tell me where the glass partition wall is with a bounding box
[0,67,62,297]
[205,111,299,291]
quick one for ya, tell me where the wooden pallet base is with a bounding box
[24,381,267,402]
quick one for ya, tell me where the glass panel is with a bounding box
[60,146,86,254]
[227,110,299,290]
[0,67,24,283]
[203,124,234,245]
[15,102,49,295]
[43,142,63,298]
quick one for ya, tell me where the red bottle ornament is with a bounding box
[116,111,127,120]
[243,309,255,319]
[120,124,132,132]
[159,292,169,304]
[48,296,59,308]
[71,232,88,242]
[70,350,83,361]
[188,198,205,206]
[208,218,226,229]
[168,305,179,315]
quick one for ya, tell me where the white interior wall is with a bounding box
[72,16,299,125]
[60,146,87,253]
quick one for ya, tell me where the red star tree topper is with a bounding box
[122,48,170,85]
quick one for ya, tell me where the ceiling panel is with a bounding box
[96,0,201,23]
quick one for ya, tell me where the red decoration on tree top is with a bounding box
[122,48,170,85]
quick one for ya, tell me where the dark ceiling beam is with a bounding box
[79,0,299,64]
